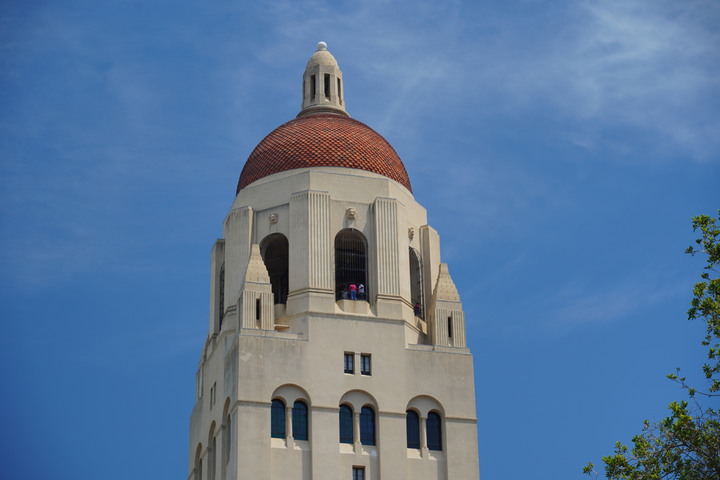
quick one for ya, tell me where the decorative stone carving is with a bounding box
[346,207,356,220]
[408,227,415,239]
[269,213,278,225]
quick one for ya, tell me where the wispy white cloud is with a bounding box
[258,0,719,161]
[465,0,720,161]
[545,267,687,329]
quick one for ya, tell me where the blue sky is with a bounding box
[1,1,718,479]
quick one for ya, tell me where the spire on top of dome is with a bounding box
[298,41,349,118]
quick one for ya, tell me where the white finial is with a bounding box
[317,41,327,51]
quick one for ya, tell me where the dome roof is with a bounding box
[236,113,412,193]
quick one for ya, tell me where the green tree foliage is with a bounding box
[584,212,720,480]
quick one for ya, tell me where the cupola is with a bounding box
[298,41,348,117]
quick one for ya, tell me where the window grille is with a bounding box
[293,401,309,441]
[271,399,286,438]
[427,412,442,451]
[406,410,420,448]
[360,406,375,446]
[335,229,367,301]
[260,233,289,304]
[339,405,354,444]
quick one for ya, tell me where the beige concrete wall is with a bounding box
[188,167,479,480]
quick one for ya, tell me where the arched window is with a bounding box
[409,248,423,319]
[194,444,203,480]
[260,233,289,304]
[209,435,216,480]
[223,414,230,467]
[427,411,442,451]
[293,400,309,441]
[339,404,354,444]
[406,410,420,448]
[271,399,286,438]
[359,406,375,446]
[335,229,367,301]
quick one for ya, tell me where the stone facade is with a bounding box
[188,43,479,480]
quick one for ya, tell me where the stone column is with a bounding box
[420,415,428,454]
[288,190,334,314]
[373,197,403,317]
[353,410,361,447]
[223,206,253,305]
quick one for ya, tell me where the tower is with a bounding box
[188,42,479,480]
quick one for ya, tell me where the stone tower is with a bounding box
[188,42,479,480]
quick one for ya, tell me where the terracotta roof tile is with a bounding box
[236,113,412,193]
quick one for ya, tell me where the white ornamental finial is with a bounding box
[317,41,327,51]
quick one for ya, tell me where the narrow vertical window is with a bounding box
[448,316,453,338]
[256,298,261,322]
[337,78,342,104]
[339,405,354,443]
[271,399,286,438]
[219,263,225,328]
[409,248,423,319]
[360,406,375,446]
[427,412,442,451]
[310,74,316,99]
[344,353,354,374]
[406,410,420,448]
[324,74,331,99]
[293,400,309,441]
[360,354,371,376]
[352,467,365,480]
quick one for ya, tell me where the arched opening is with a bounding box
[209,435,216,480]
[194,443,203,480]
[292,400,309,441]
[260,233,289,305]
[335,229,367,301]
[409,248,423,319]
[222,398,231,477]
[427,411,442,451]
[406,410,420,448]
[271,399,286,438]
[339,404,354,444]
[359,406,375,446]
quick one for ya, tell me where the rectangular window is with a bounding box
[361,354,371,376]
[324,74,331,99]
[352,467,365,480]
[310,74,316,99]
[337,78,342,103]
[448,316,453,338]
[344,353,354,374]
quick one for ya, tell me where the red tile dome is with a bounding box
[236,113,411,193]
